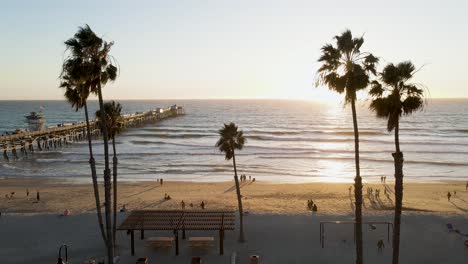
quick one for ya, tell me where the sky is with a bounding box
[1,0,467,101]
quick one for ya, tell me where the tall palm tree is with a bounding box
[96,101,123,247]
[215,122,246,242]
[316,29,378,264]
[60,63,106,244]
[64,25,118,263]
[369,61,425,264]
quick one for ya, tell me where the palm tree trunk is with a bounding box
[96,82,114,263]
[392,120,404,264]
[112,137,118,248]
[84,102,107,244]
[350,100,363,264]
[232,151,245,242]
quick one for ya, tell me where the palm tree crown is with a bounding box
[316,29,378,102]
[369,61,425,132]
[95,101,124,139]
[215,122,246,160]
[62,25,118,95]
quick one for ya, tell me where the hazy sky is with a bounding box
[1,0,467,101]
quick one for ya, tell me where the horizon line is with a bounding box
[1,97,467,101]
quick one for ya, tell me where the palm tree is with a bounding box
[215,122,246,242]
[369,61,425,264]
[60,62,107,244]
[96,101,123,247]
[316,29,378,264]
[64,25,118,263]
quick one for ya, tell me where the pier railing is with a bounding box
[1,105,185,160]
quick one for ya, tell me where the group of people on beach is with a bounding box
[240,174,254,182]
[4,188,40,201]
[366,187,383,198]
[380,176,387,183]
[180,200,206,210]
[156,178,164,186]
[307,199,318,212]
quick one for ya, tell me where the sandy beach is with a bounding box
[1,178,467,216]
[1,178,467,263]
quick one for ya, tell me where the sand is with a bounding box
[0,178,467,263]
[0,178,467,216]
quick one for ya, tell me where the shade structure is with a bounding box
[118,210,235,256]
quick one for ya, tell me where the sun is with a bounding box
[292,88,344,104]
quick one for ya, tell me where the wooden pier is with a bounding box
[0,105,185,161]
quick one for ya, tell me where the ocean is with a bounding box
[0,99,467,183]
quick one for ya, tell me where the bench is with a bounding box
[146,237,174,248]
[188,236,214,247]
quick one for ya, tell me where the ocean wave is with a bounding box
[129,140,212,148]
[247,135,351,142]
[256,155,468,166]
[141,127,216,133]
[126,133,213,139]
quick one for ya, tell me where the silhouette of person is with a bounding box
[181,200,185,210]
[200,201,205,210]
[36,191,40,201]
[160,178,163,186]
[26,188,29,197]
[447,192,452,201]
[312,204,318,212]
[377,239,385,253]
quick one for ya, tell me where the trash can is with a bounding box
[250,255,259,264]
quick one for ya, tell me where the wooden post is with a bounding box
[219,229,224,255]
[131,230,135,256]
[319,223,322,247]
[174,230,179,256]
[2,143,8,161]
[321,223,325,248]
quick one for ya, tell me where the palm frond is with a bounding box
[316,29,377,105]
[215,122,246,161]
[369,60,426,131]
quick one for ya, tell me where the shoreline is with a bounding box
[1,177,466,216]
[0,175,466,185]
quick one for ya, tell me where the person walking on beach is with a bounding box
[36,191,40,201]
[26,188,29,197]
[181,200,185,210]
[160,178,163,186]
[200,201,205,210]
[377,239,385,253]
[447,191,452,201]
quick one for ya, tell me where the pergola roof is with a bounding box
[118,210,235,231]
